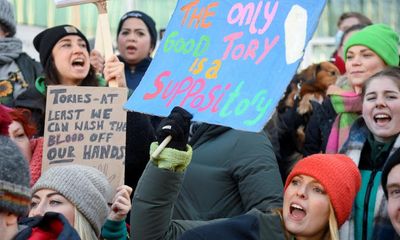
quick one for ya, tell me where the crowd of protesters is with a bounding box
[1,0,400,238]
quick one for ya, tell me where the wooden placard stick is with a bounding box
[54,0,117,87]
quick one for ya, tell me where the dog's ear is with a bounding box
[312,64,322,83]
[300,63,321,85]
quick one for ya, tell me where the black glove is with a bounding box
[156,106,193,151]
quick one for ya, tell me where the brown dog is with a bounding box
[278,61,340,114]
[267,61,339,180]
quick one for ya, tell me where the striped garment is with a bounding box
[325,91,362,153]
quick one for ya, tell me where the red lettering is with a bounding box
[143,71,170,100]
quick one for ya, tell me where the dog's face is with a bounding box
[314,61,340,90]
[299,61,340,97]
[277,61,340,112]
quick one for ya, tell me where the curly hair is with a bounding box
[0,105,12,135]
[9,108,37,138]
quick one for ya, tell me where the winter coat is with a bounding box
[101,219,129,240]
[264,106,307,182]
[118,56,151,91]
[1,52,42,107]
[119,56,162,129]
[15,212,80,239]
[124,111,155,192]
[179,211,285,240]
[339,118,399,240]
[303,98,337,156]
[130,151,285,240]
[117,55,157,192]
[173,124,283,220]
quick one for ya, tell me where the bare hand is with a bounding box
[90,49,105,75]
[108,185,133,221]
[103,55,127,88]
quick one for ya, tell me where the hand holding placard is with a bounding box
[152,107,192,158]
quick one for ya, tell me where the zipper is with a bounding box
[362,169,377,240]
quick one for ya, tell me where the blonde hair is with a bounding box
[273,202,339,240]
[74,208,98,240]
[328,203,339,240]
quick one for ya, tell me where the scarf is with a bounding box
[0,37,22,64]
[325,91,362,153]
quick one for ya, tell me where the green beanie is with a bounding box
[344,24,399,66]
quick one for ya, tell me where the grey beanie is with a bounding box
[0,135,31,216]
[32,165,112,236]
[0,0,16,37]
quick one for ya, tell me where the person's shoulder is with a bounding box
[227,128,268,142]
[16,52,40,65]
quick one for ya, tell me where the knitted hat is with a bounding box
[117,10,157,49]
[284,154,361,227]
[0,135,31,216]
[32,165,112,236]
[0,0,16,37]
[33,25,90,67]
[381,150,400,198]
[344,24,400,66]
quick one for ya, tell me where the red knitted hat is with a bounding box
[284,154,361,227]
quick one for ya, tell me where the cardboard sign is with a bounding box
[124,0,326,132]
[43,86,128,190]
[53,0,97,7]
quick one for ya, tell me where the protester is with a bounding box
[334,24,369,88]
[381,150,400,236]
[0,135,31,240]
[0,135,81,239]
[30,164,132,239]
[0,0,42,108]
[331,12,372,74]
[90,11,158,194]
[8,107,43,185]
[109,10,159,194]
[0,104,42,186]
[115,10,157,90]
[339,67,400,239]
[19,24,125,136]
[304,24,399,155]
[130,110,361,240]
[181,154,361,240]
[170,120,283,221]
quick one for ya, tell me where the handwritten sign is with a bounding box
[124,0,326,132]
[43,86,128,190]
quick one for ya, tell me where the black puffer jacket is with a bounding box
[303,98,337,156]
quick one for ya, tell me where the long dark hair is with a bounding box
[43,55,99,87]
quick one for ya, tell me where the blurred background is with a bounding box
[10,0,400,69]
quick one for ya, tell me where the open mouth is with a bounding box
[127,46,137,52]
[290,203,306,219]
[374,113,391,125]
[72,58,85,67]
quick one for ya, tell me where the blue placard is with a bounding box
[124,0,326,132]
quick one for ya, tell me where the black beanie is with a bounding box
[117,11,157,49]
[381,149,400,199]
[33,25,91,67]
